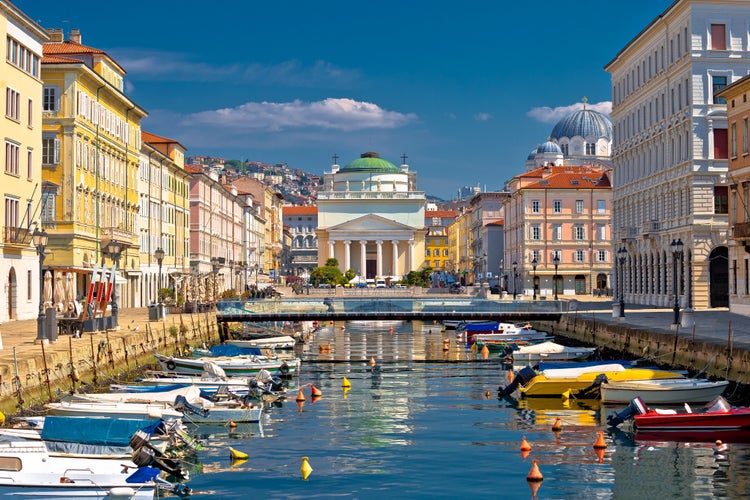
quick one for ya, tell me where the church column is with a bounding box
[391,240,399,277]
[376,240,383,277]
[408,239,415,273]
[344,240,351,272]
[360,241,367,278]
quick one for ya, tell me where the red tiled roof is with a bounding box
[425,210,459,219]
[283,205,318,215]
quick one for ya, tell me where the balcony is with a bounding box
[3,226,33,246]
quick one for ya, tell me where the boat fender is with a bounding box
[279,362,290,376]
[165,359,177,371]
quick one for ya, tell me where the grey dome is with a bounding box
[550,108,612,141]
[537,141,562,154]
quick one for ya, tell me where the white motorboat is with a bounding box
[155,352,300,377]
[46,400,184,421]
[600,378,730,404]
[0,439,181,499]
[504,341,597,363]
[227,335,297,349]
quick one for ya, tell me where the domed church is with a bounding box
[315,152,427,280]
[526,98,612,170]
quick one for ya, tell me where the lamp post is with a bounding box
[553,254,560,301]
[671,238,684,327]
[512,261,518,300]
[211,257,220,300]
[154,248,164,304]
[617,246,627,318]
[107,239,123,325]
[531,257,538,301]
[33,228,48,342]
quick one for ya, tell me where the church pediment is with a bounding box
[327,213,415,232]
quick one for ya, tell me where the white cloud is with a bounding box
[527,100,612,124]
[474,112,492,121]
[184,98,417,131]
[111,49,359,86]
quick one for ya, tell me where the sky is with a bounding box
[17,0,674,199]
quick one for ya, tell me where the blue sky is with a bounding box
[18,0,671,199]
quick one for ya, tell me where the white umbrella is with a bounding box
[42,270,53,309]
[53,271,65,312]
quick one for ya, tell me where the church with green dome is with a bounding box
[316,152,426,281]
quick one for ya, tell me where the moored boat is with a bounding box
[600,378,729,404]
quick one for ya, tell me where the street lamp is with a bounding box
[531,257,538,301]
[211,257,220,300]
[107,239,123,325]
[33,227,48,342]
[617,246,627,317]
[671,238,684,327]
[154,247,165,304]
[553,254,560,301]
[512,261,518,300]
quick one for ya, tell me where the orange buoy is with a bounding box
[526,460,543,482]
[593,430,607,449]
[551,417,562,432]
[520,436,532,452]
[295,388,306,402]
[311,384,322,398]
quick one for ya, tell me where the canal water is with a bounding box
[182,321,750,499]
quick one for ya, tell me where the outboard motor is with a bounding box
[497,366,537,397]
[574,373,609,399]
[607,397,648,427]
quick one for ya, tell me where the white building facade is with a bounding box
[604,0,750,316]
[316,152,426,280]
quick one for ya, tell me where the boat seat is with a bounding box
[653,408,677,415]
[684,403,692,413]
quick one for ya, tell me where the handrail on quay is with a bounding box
[215,297,563,323]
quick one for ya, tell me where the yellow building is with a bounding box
[41,29,147,307]
[138,132,191,308]
[0,2,48,321]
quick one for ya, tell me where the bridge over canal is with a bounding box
[215,297,563,324]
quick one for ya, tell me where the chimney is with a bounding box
[69,29,81,44]
[47,29,63,43]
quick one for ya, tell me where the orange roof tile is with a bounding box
[283,205,318,215]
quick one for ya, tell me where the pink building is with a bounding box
[504,165,613,298]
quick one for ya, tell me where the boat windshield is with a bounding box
[704,396,731,413]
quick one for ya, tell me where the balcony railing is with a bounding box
[3,226,33,245]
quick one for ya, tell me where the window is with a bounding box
[5,141,19,175]
[553,200,562,213]
[575,250,585,262]
[575,200,584,213]
[711,24,727,50]
[713,76,727,104]
[531,200,540,213]
[6,87,20,120]
[574,225,585,240]
[553,225,562,240]
[597,200,606,214]
[714,128,728,159]
[42,137,60,165]
[715,186,729,214]
[531,225,541,240]
[597,250,607,263]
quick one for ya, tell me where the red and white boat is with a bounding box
[608,396,750,434]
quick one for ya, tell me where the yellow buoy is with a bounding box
[229,447,249,460]
[301,456,313,480]
[342,377,352,388]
